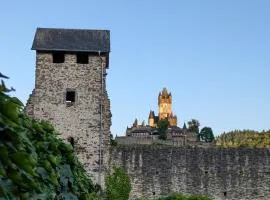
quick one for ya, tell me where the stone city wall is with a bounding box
[110,146,270,200]
[116,136,186,146]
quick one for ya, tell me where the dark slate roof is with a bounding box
[32,28,110,52]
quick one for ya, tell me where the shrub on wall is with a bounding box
[105,167,131,200]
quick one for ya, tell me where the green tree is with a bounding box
[200,127,214,142]
[187,119,200,134]
[187,119,200,140]
[110,134,117,146]
[216,129,270,148]
[105,167,131,200]
[157,119,169,140]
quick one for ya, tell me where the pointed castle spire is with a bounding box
[183,122,187,130]
[133,118,138,127]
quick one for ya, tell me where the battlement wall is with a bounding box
[116,136,204,147]
[109,146,270,200]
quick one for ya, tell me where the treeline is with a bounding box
[216,129,270,148]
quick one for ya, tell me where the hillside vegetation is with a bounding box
[0,74,99,199]
[216,130,270,148]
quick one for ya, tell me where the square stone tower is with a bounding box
[25,28,111,184]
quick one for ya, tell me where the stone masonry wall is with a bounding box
[110,146,270,200]
[25,52,111,184]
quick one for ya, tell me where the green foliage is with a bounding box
[216,129,270,148]
[157,119,169,140]
[187,119,200,135]
[200,127,214,142]
[105,167,131,200]
[110,134,117,146]
[0,73,99,199]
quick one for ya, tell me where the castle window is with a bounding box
[66,90,76,106]
[53,52,65,63]
[77,53,89,64]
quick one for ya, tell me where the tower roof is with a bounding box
[159,87,171,97]
[32,28,110,52]
[149,110,155,118]
[162,87,168,96]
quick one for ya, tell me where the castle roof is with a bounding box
[159,87,171,97]
[149,110,155,118]
[32,28,110,53]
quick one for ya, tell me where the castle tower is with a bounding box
[148,110,155,127]
[158,88,172,119]
[25,28,111,185]
[158,88,178,126]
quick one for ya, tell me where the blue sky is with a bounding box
[1,0,270,136]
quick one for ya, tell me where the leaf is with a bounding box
[10,152,36,174]
[0,72,9,79]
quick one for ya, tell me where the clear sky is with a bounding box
[1,0,270,136]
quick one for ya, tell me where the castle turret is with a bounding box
[148,110,156,127]
[133,118,138,127]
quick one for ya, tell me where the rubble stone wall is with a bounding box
[110,146,270,200]
[25,52,111,184]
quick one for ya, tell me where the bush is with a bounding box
[0,73,99,199]
[105,167,131,200]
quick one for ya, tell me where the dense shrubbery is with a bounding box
[216,129,270,148]
[105,167,131,200]
[0,74,99,199]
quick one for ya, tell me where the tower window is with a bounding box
[66,90,75,106]
[76,53,89,64]
[53,52,65,63]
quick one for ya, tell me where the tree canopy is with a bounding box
[187,119,200,134]
[157,119,169,140]
[200,127,214,142]
[216,130,270,148]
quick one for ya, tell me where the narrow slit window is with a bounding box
[77,53,89,64]
[66,91,75,103]
[53,52,65,63]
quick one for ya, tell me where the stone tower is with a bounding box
[148,111,155,127]
[158,88,172,119]
[25,28,111,185]
[158,88,177,126]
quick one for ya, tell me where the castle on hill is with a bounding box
[148,87,177,127]
[118,88,197,145]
